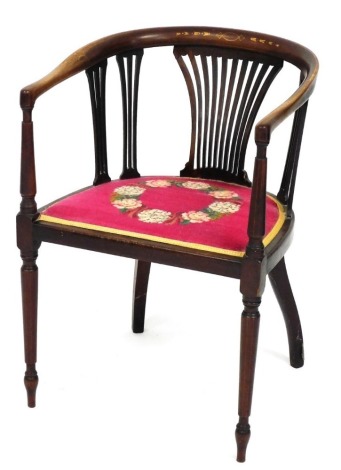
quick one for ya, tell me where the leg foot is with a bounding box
[235,420,250,463]
[24,365,39,408]
[132,260,151,333]
[269,257,304,368]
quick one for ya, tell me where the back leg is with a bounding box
[269,257,304,368]
[132,260,151,333]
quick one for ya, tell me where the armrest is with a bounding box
[20,31,134,109]
[255,47,318,144]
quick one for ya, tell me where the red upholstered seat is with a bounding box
[39,177,285,256]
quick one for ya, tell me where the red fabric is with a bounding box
[40,177,283,254]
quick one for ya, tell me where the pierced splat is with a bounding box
[86,60,111,185]
[116,49,144,179]
[174,47,283,184]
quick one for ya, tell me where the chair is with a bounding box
[17,27,318,462]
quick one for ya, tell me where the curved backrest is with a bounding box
[20,27,318,215]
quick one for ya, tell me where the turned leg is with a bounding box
[132,260,151,333]
[235,297,260,463]
[269,257,304,368]
[21,250,39,407]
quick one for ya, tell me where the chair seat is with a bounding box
[39,177,285,256]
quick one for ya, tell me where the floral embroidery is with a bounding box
[208,190,238,199]
[182,181,211,190]
[208,201,240,214]
[115,185,145,196]
[112,198,142,211]
[137,209,172,223]
[110,179,242,224]
[145,179,172,188]
[181,211,212,223]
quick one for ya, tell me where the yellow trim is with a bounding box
[263,194,286,246]
[38,194,286,258]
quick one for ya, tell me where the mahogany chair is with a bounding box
[17,27,318,462]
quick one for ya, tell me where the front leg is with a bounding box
[235,296,261,462]
[21,249,39,407]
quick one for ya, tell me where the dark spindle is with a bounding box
[117,49,144,179]
[225,60,248,172]
[213,57,228,168]
[207,55,218,168]
[174,52,197,172]
[188,52,204,169]
[218,59,237,169]
[86,60,111,185]
[278,100,308,211]
[201,55,210,167]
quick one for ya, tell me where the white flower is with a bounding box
[138,209,171,223]
[209,190,238,199]
[115,185,145,196]
[182,181,210,190]
[209,201,240,214]
[181,211,211,223]
[113,198,142,210]
[145,179,171,188]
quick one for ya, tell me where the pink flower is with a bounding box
[145,179,171,188]
[113,198,142,210]
[209,201,240,214]
[182,211,211,223]
[182,181,211,190]
[115,185,145,196]
[209,190,238,199]
[138,209,171,223]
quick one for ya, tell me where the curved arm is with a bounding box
[20,26,319,110]
[255,53,318,144]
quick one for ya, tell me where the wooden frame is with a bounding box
[17,26,318,462]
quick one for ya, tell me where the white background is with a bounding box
[1,1,340,469]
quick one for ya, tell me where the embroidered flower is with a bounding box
[137,209,171,223]
[145,179,171,188]
[209,201,240,214]
[181,211,211,224]
[112,198,142,211]
[182,181,211,190]
[115,185,145,196]
[209,190,238,199]
[111,179,242,224]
